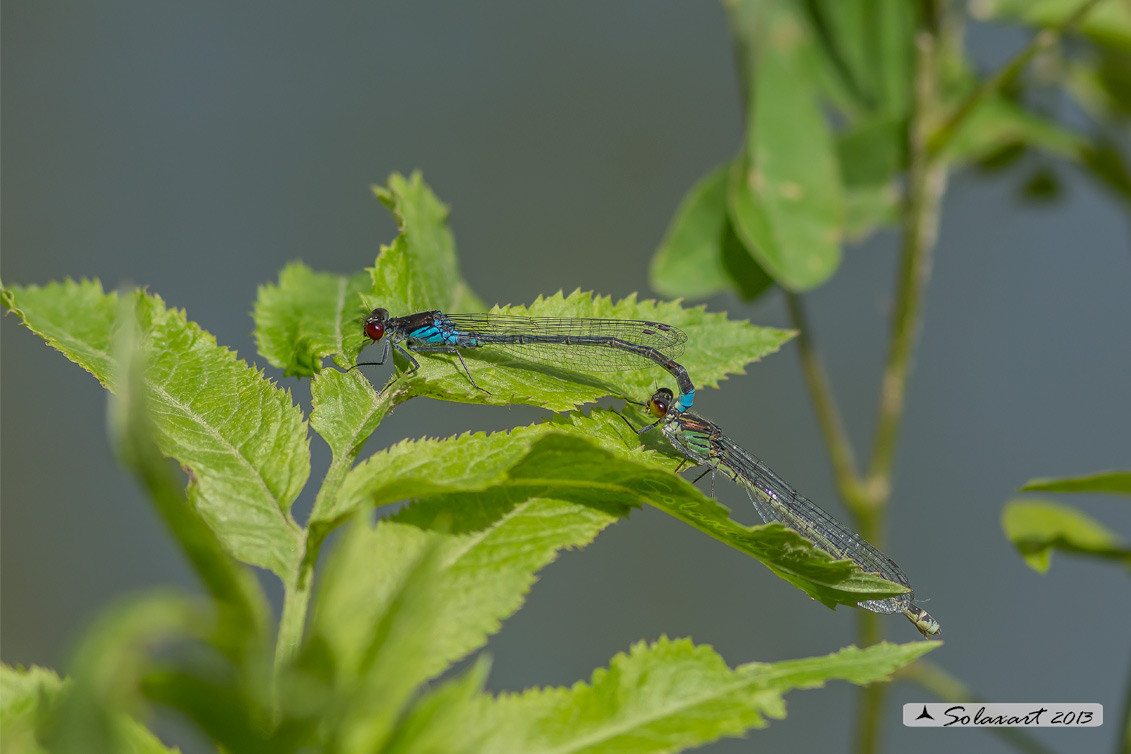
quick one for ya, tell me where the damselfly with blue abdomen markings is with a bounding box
[634,388,940,638]
[356,308,696,418]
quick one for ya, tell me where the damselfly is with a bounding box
[358,308,696,416]
[636,388,941,638]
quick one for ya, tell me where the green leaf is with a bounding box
[1,278,125,389]
[303,484,622,753]
[309,368,389,471]
[303,517,465,753]
[353,289,791,415]
[48,593,210,754]
[3,280,309,580]
[253,261,371,377]
[1077,139,1131,207]
[1,665,63,754]
[382,658,493,754]
[1,664,178,754]
[835,113,906,239]
[728,2,844,292]
[843,183,901,240]
[322,411,637,526]
[1067,51,1131,122]
[1002,498,1131,572]
[804,0,915,117]
[1020,470,1131,496]
[387,492,619,673]
[366,170,485,319]
[475,637,937,753]
[1019,165,1063,201]
[940,96,1086,164]
[973,0,1131,50]
[108,296,270,649]
[837,114,907,187]
[650,164,773,302]
[324,410,907,612]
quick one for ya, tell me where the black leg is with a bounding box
[616,412,639,433]
[454,351,489,393]
[377,343,417,396]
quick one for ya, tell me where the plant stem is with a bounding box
[275,567,313,674]
[864,32,948,503]
[784,292,865,507]
[272,442,367,680]
[854,9,948,752]
[927,0,1109,157]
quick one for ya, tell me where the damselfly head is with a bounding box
[363,308,390,342]
[647,388,674,419]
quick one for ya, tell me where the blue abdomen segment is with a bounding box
[408,324,451,344]
[675,389,695,413]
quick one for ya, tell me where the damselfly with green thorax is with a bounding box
[356,308,696,418]
[630,388,941,638]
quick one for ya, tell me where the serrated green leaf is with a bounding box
[309,370,388,461]
[367,171,485,318]
[1020,470,1131,496]
[475,637,936,753]
[382,657,492,754]
[304,489,620,754]
[1002,498,1131,572]
[3,280,309,580]
[1,664,64,754]
[353,289,791,415]
[303,517,458,754]
[973,0,1131,50]
[322,412,636,526]
[1,664,179,754]
[1,278,125,388]
[109,297,270,649]
[629,449,912,608]
[650,164,773,302]
[253,261,371,377]
[728,3,844,292]
[325,410,907,612]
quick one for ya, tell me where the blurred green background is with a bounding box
[3,3,1129,752]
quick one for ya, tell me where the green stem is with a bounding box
[927,0,1109,157]
[865,30,948,501]
[855,12,946,753]
[271,383,391,704]
[853,607,886,754]
[784,292,865,508]
[898,661,1060,754]
[274,568,313,675]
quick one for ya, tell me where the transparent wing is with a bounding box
[441,313,687,372]
[716,434,912,615]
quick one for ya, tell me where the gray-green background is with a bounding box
[3,3,1130,752]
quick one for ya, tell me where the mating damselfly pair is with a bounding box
[356,306,940,638]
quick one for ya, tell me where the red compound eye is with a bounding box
[364,320,385,341]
